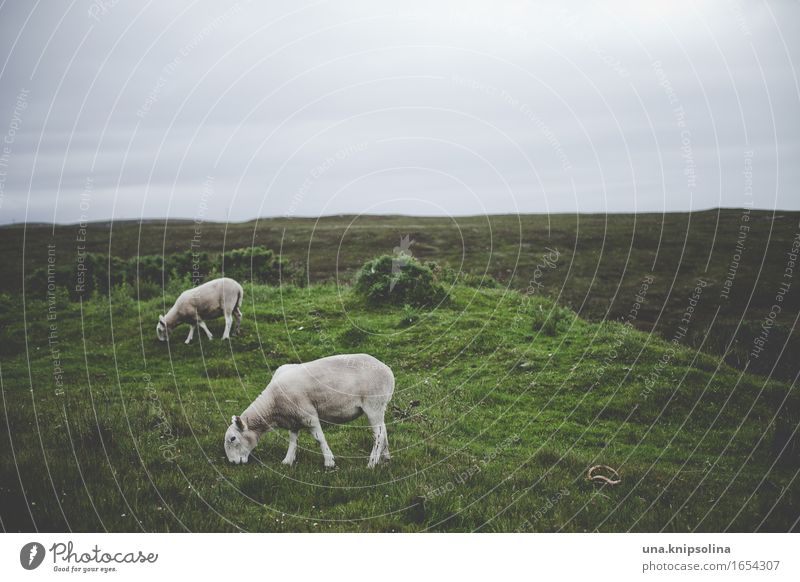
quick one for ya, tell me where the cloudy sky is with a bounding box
[0,0,798,224]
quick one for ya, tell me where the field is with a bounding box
[1,279,798,532]
[1,210,799,532]
[3,209,799,381]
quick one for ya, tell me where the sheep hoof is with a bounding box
[324,459,336,469]
[281,458,295,466]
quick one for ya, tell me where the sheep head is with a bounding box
[156,314,169,342]
[224,415,258,464]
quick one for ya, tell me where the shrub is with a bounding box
[354,255,449,307]
[133,254,166,287]
[24,246,297,302]
[25,252,129,301]
[78,253,128,297]
[134,250,218,287]
[133,280,162,301]
[221,246,298,286]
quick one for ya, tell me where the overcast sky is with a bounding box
[0,0,798,224]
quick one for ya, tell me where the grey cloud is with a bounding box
[0,0,798,224]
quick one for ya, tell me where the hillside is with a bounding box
[2,210,798,382]
[0,279,797,532]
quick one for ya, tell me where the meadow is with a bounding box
[1,263,798,532]
[3,209,799,381]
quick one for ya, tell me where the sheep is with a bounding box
[156,277,243,344]
[224,353,394,468]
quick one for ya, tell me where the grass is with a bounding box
[1,278,798,532]
[3,209,799,381]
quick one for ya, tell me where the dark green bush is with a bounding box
[354,255,449,307]
[221,246,299,285]
[133,280,162,301]
[25,252,128,301]
[134,250,217,287]
[23,246,297,302]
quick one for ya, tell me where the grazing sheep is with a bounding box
[156,277,243,344]
[224,354,394,468]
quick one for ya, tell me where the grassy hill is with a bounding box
[2,209,799,382]
[1,276,797,532]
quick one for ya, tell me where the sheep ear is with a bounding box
[159,314,166,324]
[233,415,245,431]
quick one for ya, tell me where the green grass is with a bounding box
[3,209,799,382]
[1,280,798,532]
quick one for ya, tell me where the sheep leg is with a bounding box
[222,314,233,340]
[365,408,389,467]
[381,426,391,461]
[184,325,195,344]
[309,421,335,468]
[281,431,298,465]
[198,320,213,339]
[233,306,242,335]
[368,424,385,468]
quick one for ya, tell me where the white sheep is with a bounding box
[224,354,394,468]
[156,277,243,344]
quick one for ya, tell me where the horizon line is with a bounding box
[1,206,796,228]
